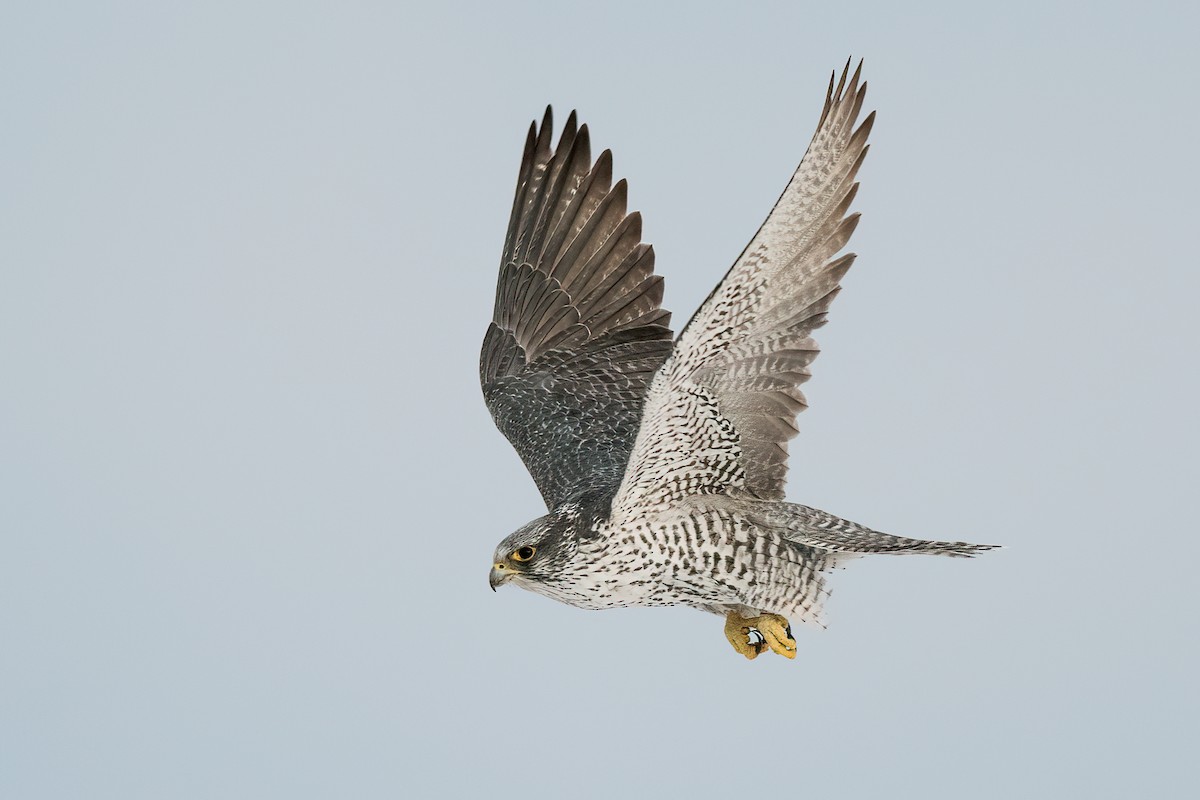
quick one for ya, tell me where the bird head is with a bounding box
[489,510,582,591]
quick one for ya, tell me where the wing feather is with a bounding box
[482,109,673,509]
[611,61,872,520]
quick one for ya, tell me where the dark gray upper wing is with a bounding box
[480,108,673,510]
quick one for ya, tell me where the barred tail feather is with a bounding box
[751,502,999,558]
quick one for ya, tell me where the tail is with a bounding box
[749,502,999,558]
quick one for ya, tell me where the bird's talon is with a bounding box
[724,611,796,660]
[723,614,762,659]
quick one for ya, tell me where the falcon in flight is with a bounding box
[481,61,995,660]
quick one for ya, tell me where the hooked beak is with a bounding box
[489,563,512,592]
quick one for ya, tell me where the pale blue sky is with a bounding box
[3,1,1197,798]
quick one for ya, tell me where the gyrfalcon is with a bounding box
[481,61,996,660]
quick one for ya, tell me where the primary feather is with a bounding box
[611,61,873,520]
[480,108,673,509]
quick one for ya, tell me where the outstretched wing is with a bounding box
[610,61,873,521]
[481,108,673,510]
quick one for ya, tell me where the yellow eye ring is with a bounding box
[512,546,536,562]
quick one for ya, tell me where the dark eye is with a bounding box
[513,546,536,562]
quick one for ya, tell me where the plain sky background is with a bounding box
[3,1,1198,798]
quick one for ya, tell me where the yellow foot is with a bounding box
[723,611,796,660]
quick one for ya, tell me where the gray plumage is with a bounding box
[480,108,672,509]
[482,62,996,656]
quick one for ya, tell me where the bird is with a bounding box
[480,61,996,660]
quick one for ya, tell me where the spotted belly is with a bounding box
[529,509,826,618]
